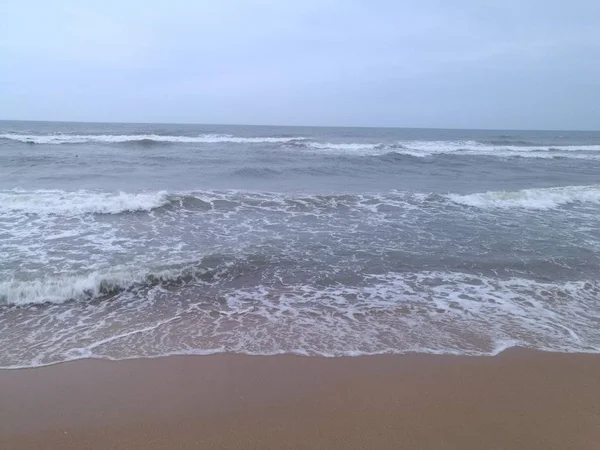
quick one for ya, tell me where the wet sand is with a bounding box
[0,348,599,449]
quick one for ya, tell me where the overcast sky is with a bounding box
[1,1,599,129]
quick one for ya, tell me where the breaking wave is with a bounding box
[3,184,600,218]
[0,189,172,216]
[449,185,600,209]
[0,259,232,306]
[288,140,600,159]
[3,132,600,160]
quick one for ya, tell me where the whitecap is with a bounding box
[448,185,600,209]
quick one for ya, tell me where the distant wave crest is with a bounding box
[0,133,307,145]
[3,133,600,160]
[292,140,600,159]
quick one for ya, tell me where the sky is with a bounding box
[1,0,599,129]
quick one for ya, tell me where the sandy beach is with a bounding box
[0,348,598,449]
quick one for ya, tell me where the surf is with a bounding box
[449,185,600,209]
[0,133,307,145]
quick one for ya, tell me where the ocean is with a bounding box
[1,120,600,368]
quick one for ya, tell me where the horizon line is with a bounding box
[0,118,598,133]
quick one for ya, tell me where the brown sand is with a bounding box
[0,348,599,449]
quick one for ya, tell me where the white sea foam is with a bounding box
[3,132,600,158]
[1,270,599,368]
[449,185,600,209]
[0,189,171,216]
[400,140,600,154]
[390,141,600,159]
[1,185,598,220]
[297,140,600,159]
[0,133,306,144]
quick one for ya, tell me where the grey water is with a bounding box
[1,120,600,367]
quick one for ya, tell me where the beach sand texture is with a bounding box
[1,348,599,449]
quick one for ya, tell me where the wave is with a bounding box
[0,189,172,216]
[3,269,599,366]
[287,140,600,159]
[0,270,144,306]
[396,140,600,157]
[449,185,600,209]
[3,185,600,218]
[0,257,239,306]
[0,264,215,306]
[0,133,307,145]
[0,189,422,217]
[299,142,430,157]
[294,141,411,153]
[3,132,600,159]
[304,142,381,151]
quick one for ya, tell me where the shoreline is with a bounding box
[1,348,599,449]
[0,344,596,371]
